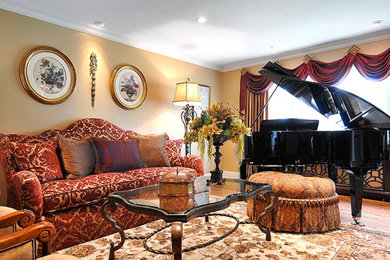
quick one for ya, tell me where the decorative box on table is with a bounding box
[159,170,195,212]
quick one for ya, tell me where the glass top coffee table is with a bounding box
[101,175,277,260]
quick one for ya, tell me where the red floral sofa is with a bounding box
[0,118,204,251]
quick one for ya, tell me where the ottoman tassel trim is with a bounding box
[255,194,339,208]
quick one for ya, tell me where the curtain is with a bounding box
[240,46,390,128]
[243,90,268,132]
[354,48,390,81]
[240,70,272,118]
[306,53,355,86]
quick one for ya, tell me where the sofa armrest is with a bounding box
[180,155,204,177]
[11,171,43,219]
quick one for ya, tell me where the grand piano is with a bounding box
[241,61,390,224]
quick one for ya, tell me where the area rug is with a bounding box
[56,202,390,259]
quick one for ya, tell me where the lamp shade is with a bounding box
[172,81,201,106]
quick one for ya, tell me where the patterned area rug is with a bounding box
[56,202,390,259]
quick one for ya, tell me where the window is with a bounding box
[268,67,390,130]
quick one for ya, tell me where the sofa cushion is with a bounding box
[41,167,197,214]
[12,139,63,183]
[90,139,143,173]
[58,137,95,179]
[166,139,183,166]
[130,134,170,167]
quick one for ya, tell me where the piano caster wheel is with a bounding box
[351,217,365,226]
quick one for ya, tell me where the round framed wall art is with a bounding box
[19,46,76,104]
[110,64,147,109]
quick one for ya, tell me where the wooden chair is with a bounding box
[0,206,78,259]
[0,207,35,236]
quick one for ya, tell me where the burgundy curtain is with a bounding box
[240,46,390,128]
[287,63,308,80]
[240,71,272,117]
[354,48,390,81]
[306,53,355,86]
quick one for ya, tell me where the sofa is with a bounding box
[0,118,204,251]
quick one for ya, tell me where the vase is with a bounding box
[208,134,230,185]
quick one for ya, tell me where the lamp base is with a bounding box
[207,170,225,185]
[180,103,196,155]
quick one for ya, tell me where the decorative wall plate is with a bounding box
[110,64,147,109]
[19,46,76,104]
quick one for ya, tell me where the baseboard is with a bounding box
[222,171,240,179]
[204,171,240,179]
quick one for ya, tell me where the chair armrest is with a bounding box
[0,208,35,229]
[180,155,204,177]
[11,171,43,219]
[0,221,56,255]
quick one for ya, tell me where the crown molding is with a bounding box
[221,29,390,72]
[1,3,389,73]
[0,3,221,71]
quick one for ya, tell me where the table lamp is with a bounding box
[172,78,201,155]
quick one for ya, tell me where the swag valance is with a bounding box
[240,46,390,116]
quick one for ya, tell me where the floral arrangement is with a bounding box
[184,102,250,162]
[38,58,65,93]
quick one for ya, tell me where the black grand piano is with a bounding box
[241,61,390,224]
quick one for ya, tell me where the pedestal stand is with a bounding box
[207,135,229,185]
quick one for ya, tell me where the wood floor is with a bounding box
[339,195,390,232]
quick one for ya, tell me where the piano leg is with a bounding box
[348,169,366,226]
[240,163,248,180]
[328,165,338,184]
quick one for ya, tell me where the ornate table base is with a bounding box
[101,191,277,259]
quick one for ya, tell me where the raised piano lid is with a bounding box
[259,61,390,130]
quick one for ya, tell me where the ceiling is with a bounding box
[1,0,390,71]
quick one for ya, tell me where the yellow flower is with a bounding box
[213,124,223,135]
[202,123,222,137]
[184,102,250,161]
[211,102,220,111]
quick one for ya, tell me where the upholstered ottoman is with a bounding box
[248,171,340,233]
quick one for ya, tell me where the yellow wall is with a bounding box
[0,9,223,205]
[221,38,390,173]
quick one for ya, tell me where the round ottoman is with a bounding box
[248,171,340,233]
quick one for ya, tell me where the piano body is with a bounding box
[241,62,390,224]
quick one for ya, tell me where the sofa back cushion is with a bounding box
[58,137,95,179]
[90,139,143,173]
[12,139,63,183]
[129,134,170,167]
[166,139,183,166]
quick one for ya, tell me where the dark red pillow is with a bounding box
[90,139,143,173]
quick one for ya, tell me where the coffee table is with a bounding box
[101,176,277,260]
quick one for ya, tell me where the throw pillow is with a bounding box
[12,139,63,183]
[129,133,170,167]
[166,139,183,166]
[90,139,143,173]
[58,137,95,179]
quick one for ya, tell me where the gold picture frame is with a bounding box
[110,64,147,109]
[19,46,76,104]
[194,84,211,116]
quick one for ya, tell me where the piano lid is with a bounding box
[259,61,390,130]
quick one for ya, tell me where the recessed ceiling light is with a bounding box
[196,16,207,23]
[94,21,105,28]
[372,19,383,26]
